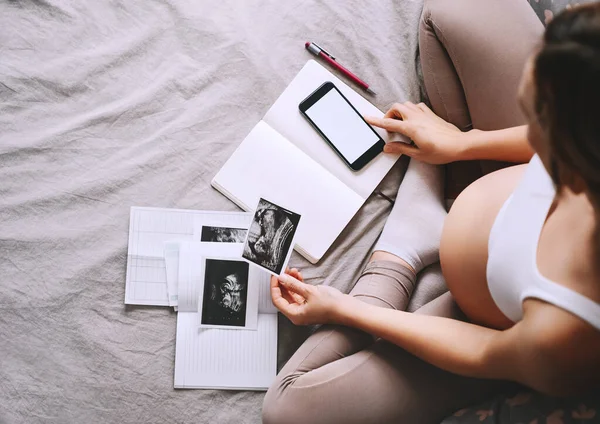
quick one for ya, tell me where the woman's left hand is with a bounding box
[270,270,348,326]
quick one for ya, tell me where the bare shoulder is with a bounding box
[520,299,600,394]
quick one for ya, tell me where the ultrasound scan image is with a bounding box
[200,226,247,243]
[201,259,249,327]
[242,198,301,275]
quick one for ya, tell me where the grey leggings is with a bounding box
[262,1,543,423]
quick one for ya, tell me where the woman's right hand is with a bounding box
[365,101,467,165]
[270,269,348,326]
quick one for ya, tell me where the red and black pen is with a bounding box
[305,41,376,95]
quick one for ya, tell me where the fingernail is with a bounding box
[383,146,390,153]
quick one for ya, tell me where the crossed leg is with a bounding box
[262,263,512,424]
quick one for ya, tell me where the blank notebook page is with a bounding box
[174,313,277,389]
[212,121,363,262]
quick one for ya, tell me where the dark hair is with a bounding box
[534,3,600,206]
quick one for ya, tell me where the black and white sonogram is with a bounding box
[201,259,249,327]
[201,226,247,243]
[242,198,301,275]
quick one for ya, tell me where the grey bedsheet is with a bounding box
[0,1,424,422]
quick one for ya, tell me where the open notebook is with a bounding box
[174,242,276,390]
[212,60,403,264]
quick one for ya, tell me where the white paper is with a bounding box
[124,207,251,306]
[258,274,278,315]
[174,313,277,390]
[124,256,169,306]
[174,242,277,390]
[164,241,181,307]
[212,121,364,263]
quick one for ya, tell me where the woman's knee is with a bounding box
[261,392,282,424]
[262,385,305,424]
[421,0,462,29]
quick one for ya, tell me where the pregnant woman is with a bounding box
[262,1,600,423]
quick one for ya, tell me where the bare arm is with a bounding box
[272,273,600,396]
[461,126,533,163]
[341,296,501,378]
[339,296,598,396]
[365,102,534,164]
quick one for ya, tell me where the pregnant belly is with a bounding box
[440,165,527,330]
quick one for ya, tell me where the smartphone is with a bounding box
[299,82,385,171]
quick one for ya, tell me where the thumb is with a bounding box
[383,142,419,157]
[278,274,312,298]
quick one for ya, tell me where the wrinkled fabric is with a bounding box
[0,1,423,423]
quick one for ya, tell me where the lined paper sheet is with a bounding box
[124,207,251,306]
[125,256,169,305]
[164,241,181,307]
[174,313,277,390]
[174,240,278,389]
[258,272,277,315]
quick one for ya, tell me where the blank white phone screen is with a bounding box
[304,88,380,164]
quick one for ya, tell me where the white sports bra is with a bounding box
[487,154,600,330]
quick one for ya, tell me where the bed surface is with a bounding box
[0,1,424,422]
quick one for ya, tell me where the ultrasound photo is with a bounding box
[201,226,247,243]
[201,259,249,327]
[242,198,301,275]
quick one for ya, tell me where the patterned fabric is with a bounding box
[527,0,596,25]
[442,389,600,424]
